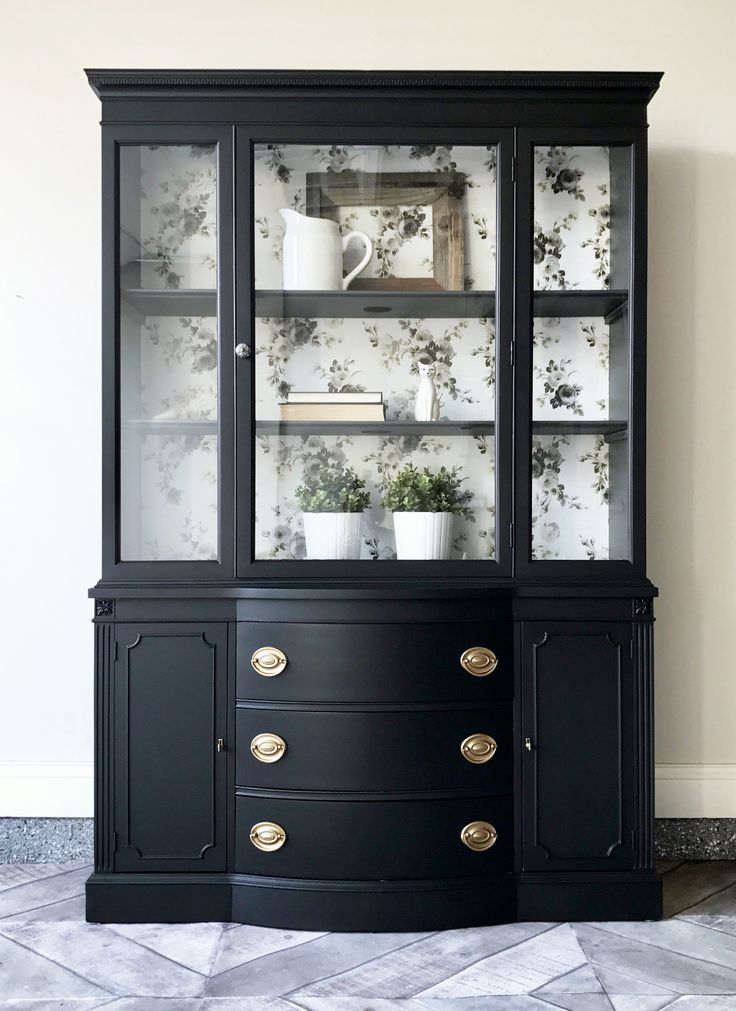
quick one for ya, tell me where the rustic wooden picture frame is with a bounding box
[305,171,466,291]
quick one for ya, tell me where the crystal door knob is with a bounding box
[235,343,252,358]
[249,821,286,852]
[250,732,287,763]
[460,733,497,764]
[460,821,498,852]
[460,647,498,677]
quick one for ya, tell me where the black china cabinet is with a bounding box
[86,70,662,928]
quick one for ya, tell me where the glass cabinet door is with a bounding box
[521,135,640,566]
[249,141,506,566]
[118,141,221,563]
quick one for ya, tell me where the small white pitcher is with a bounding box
[279,208,373,290]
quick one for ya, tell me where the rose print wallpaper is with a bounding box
[120,309,219,561]
[254,314,496,560]
[253,144,497,291]
[533,317,610,421]
[255,316,495,419]
[256,433,496,561]
[119,145,219,560]
[118,142,626,563]
[530,145,622,560]
[533,145,612,291]
[532,433,611,560]
[135,144,217,290]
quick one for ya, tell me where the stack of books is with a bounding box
[279,391,385,422]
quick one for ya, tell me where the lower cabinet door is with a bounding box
[113,623,228,872]
[235,795,512,880]
[521,621,637,871]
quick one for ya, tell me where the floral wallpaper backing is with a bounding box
[254,144,498,561]
[253,144,497,291]
[118,142,626,563]
[533,145,612,291]
[119,145,219,561]
[135,144,217,291]
[530,145,623,560]
[254,315,496,560]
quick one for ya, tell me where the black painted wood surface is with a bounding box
[86,69,661,929]
[235,705,513,793]
[521,621,636,871]
[234,794,513,879]
[113,624,228,873]
[236,621,512,703]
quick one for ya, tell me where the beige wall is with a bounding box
[1,0,734,815]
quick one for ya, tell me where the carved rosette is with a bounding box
[633,599,652,617]
[95,599,114,618]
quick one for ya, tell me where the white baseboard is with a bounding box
[1,761,734,820]
[656,764,736,818]
[0,762,94,817]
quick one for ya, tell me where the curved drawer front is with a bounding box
[235,795,512,880]
[237,622,511,703]
[236,706,512,793]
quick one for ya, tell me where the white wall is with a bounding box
[1,0,734,818]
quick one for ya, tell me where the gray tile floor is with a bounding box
[1,862,736,1008]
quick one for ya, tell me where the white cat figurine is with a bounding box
[414,355,440,422]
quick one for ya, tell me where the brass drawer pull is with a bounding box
[249,821,287,852]
[461,820,498,852]
[461,733,497,764]
[250,732,287,763]
[460,646,498,677]
[251,646,288,677]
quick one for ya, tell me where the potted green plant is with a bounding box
[382,464,472,560]
[296,464,371,560]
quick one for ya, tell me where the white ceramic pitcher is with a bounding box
[279,208,373,290]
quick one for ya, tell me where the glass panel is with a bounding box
[253,143,497,561]
[531,144,631,561]
[119,144,218,561]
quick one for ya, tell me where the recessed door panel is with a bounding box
[114,623,228,872]
[521,621,636,870]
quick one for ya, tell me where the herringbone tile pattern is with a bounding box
[0,862,735,1009]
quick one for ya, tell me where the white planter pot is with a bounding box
[392,512,454,560]
[302,512,363,560]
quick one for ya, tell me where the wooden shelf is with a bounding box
[532,420,628,438]
[255,290,495,319]
[125,418,217,435]
[533,290,628,321]
[256,420,496,436]
[256,419,628,437]
[122,289,217,316]
[120,287,626,323]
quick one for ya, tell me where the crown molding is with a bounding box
[85,69,663,102]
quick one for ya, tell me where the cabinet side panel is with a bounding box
[94,620,115,873]
[635,617,655,869]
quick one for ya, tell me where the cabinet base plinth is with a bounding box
[86,875,232,924]
[517,872,663,922]
[86,871,661,929]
